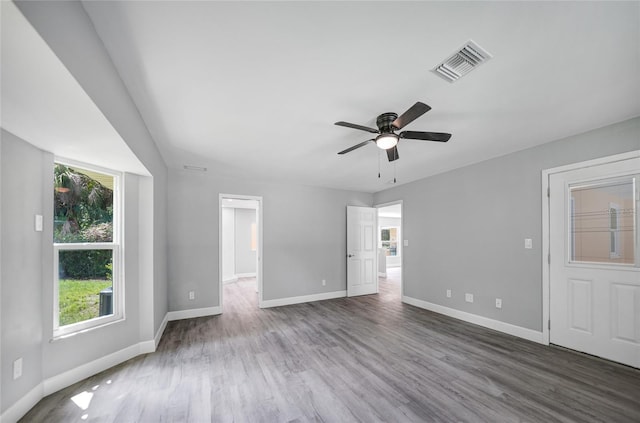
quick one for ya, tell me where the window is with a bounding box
[569,176,635,265]
[380,227,398,256]
[53,161,122,337]
[609,203,621,259]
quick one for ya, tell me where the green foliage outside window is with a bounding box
[54,164,114,279]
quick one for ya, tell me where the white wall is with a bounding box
[221,207,236,283]
[374,117,640,333]
[234,208,257,275]
[168,170,373,310]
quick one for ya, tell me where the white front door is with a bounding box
[549,156,640,368]
[347,206,378,297]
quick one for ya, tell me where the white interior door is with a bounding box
[549,157,640,368]
[347,206,378,297]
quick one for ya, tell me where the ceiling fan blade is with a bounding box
[392,102,431,130]
[386,146,399,162]
[338,139,374,155]
[334,121,379,134]
[399,131,451,142]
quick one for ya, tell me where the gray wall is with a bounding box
[1,131,45,412]
[168,170,373,310]
[0,126,2,411]
[235,208,257,275]
[40,171,143,380]
[374,117,640,332]
[16,0,169,340]
[0,131,152,412]
[0,2,168,418]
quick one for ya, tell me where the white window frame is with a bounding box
[53,159,124,338]
[380,226,399,256]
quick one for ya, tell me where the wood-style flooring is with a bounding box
[21,268,640,422]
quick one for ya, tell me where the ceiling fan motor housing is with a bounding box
[376,112,398,133]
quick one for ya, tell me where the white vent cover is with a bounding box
[432,40,492,83]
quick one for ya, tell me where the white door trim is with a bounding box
[541,150,640,345]
[375,200,404,298]
[219,193,264,310]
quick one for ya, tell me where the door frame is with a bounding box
[375,200,404,298]
[219,193,264,310]
[541,150,639,345]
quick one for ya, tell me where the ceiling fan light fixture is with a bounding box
[375,134,398,150]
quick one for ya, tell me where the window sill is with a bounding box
[51,315,125,342]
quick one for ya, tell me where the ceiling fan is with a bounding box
[335,102,451,162]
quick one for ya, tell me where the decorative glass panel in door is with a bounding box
[569,176,635,265]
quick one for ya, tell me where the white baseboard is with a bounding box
[0,340,155,423]
[223,276,238,284]
[260,290,346,309]
[402,296,544,344]
[378,272,387,278]
[154,313,169,348]
[1,341,155,423]
[235,272,256,278]
[167,306,221,321]
[1,382,44,423]
[42,342,151,396]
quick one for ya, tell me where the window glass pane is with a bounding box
[58,249,113,326]
[380,227,399,256]
[54,163,114,243]
[570,177,635,265]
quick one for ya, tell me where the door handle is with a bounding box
[347,254,354,258]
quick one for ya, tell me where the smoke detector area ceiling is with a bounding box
[432,40,493,83]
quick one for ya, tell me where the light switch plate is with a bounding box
[524,238,533,249]
[35,215,43,232]
[403,239,409,247]
[465,293,474,303]
[496,298,502,309]
[13,358,23,380]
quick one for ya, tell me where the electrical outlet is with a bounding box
[13,358,23,380]
[188,291,195,300]
[465,293,474,303]
[446,289,451,298]
[496,298,502,309]
[322,279,326,286]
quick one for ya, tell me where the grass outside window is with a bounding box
[59,279,112,326]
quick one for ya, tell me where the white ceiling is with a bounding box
[8,2,640,193]
[0,1,149,176]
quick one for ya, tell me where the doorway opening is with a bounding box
[376,201,403,301]
[219,194,263,311]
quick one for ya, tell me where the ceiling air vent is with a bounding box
[432,40,492,83]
